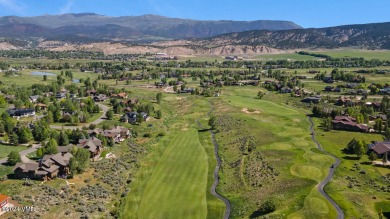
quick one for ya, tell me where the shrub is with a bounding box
[259,199,276,214]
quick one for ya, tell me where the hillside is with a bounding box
[192,22,390,49]
[0,13,302,41]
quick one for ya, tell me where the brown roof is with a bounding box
[78,137,102,153]
[372,142,390,155]
[13,162,39,172]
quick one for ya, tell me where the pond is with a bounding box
[30,71,56,76]
[72,79,80,83]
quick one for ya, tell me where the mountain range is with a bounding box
[0,13,302,41]
[0,13,390,54]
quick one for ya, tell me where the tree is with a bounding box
[3,133,8,143]
[155,110,162,119]
[368,151,378,161]
[17,127,33,144]
[258,199,276,214]
[36,147,44,158]
[106,110,114,120]
[0,95,6,108]
[69,147,90,175]
[156,92,163,104]
[59,131,69,146]
[257,90,265,99]
[43,139,59,155]
[375,119,383,133]
[383,152,388,164]
[43,75,47,81]
[321,117,333,131]
[7,151,21,165]
[354,140,365,159]
[11,133,18,146]
[137,113,143,124]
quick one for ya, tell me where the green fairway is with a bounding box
[254,53,321,61]
[315,49,390,60]
[137,129,208,219]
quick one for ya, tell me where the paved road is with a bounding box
[308,116,344,219]
[196,101,231,219]
[0,144,41,165]
[49,103,109,130]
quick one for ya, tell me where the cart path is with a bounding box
[308,116,344,219]
[196,100,231,219]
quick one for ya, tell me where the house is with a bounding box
[280,87,292,93]
[55,92,66,99]
[332,116,368,132]
[36,103,48,110]
[7,108,35,117]
[78,137,103,159]
[110,92,128,99]
[0,194,10,209]
[13,152,73,180]
[87,126,130,143]
[225,56,238,61]
[337,96,354,107]
[94,94,107,102]
[324,86,334,92]
[121,112,149,124]
[13,162,40,179]
[302,96,321,104]
[29,95,39,103]
[368,142,390,158]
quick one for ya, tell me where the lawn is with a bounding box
[0,144,27,159]
[136,128,208,219]
[211,86,337,218]
[315,49,390,60]
[313,118,390,219]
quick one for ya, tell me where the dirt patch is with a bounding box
[241,108,261,114]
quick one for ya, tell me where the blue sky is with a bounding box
[0,0,389,28]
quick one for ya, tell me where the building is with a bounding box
[332,116,368,132]
[6,108,35,117]
[121,112,149,124]
[29,95,40,103]
[78,137,103,159]
[302,96,321,104]
[87,126,130,143]
[368,142,390,158]
[13,152,73,180]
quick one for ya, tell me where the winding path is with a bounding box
[196,102,231,219]
[308,116,344,219]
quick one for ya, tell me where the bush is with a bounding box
[259,199,276,214]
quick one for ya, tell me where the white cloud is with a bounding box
[59,0,74,14]
[0,0,24,14]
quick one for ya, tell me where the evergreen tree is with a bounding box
[43,139,59,155]
[7,151,21,165]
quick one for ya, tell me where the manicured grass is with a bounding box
[313,118,390,219]
[212,86,336,218]
[137,129,208,219]
[0,144,27,159]
[254,53,321,61]
[315,49,390,60]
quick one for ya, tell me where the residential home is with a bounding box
[302,96,321,104]
[36,103,48,110]
[93,94,107,102]
[121,112,149,124]
[332,116,368,132]
[29,95,40,103]
[7,108,35,117]
[78,137,103,159]
[55,92,66,99]
[368,142,390,158]
[13,152,73,180]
